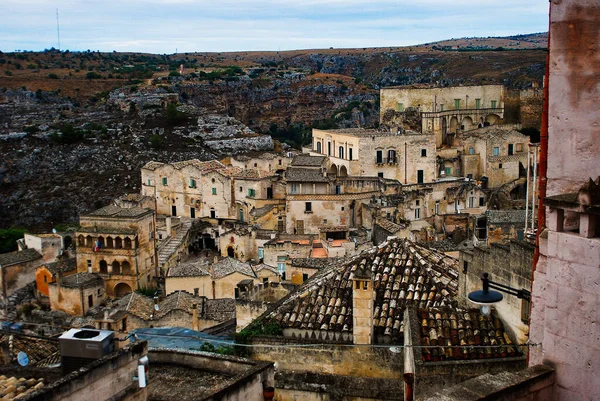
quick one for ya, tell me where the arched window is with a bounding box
[99,260,108,274]
[124,237,132,249]
[316,142,322,153]
[85,235,93,247]
[121,261,131,274]
[106,237,114,248]
[112,261,121,275]
[78,235,85,246]
[97,236,105,248]
[115,237,123,249]
[339,146,344,159]
[388,149,397,164]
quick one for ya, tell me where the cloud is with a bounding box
[0,0,548,52]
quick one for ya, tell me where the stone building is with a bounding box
[94,291,235,333]
[165,257,268,299]
[452,126,530,188]
[35,258,77,301]
[75,205,156,297]
[380,85,505,148]
[21,233,67,263]
[0,248,42,299]
[48,272,106,316]
[311,128,436,183]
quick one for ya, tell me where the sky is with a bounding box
[1,0,549,54]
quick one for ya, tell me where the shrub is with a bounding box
[0,228,27,253]
[85,71,102,79]
[47,73,59,79]
[149,134,164,149]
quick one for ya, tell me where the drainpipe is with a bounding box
[404,373,414,401]
[529,2,551,364]
[404,141,407,184]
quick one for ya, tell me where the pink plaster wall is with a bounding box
[529,1,600,401]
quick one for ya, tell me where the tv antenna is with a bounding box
[56,9,61,50]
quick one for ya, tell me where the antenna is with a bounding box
[56,9,61,50]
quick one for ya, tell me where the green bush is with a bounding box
[85,71,102,79]
[47,73,59,79]
[0,228,27,253]
[165,103,185,125]
[51,123,85,144]
[149,134,164,149]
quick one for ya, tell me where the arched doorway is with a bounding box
[227,247,235,258]
[328,164,338,177]
[485,114,500,125]
[114,283,132,297]
[461,116,473,131]
[99,260,108,274]
[339,165,348,177]
[112,261,121,275]
[121,261,131,274]
[449,116,459,133]
[63,236,72,249]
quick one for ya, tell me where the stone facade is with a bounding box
[527,3,600,401]
[459,240,534,344]
[380,85,505,148]
[48,273,106,316]
[75,205,156,297]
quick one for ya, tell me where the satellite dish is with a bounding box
[17,352,29,366]
[52,228,57,234]
[389,346,402,354]
[154,304,159,311]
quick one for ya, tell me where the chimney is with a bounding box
[192,303,199,331]
[352,264,374,345]
[166,217,172,236]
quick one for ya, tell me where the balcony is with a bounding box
[376,157,397,166]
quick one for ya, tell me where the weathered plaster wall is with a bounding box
[236,300,269,332]
[48,283,106,316]
[528,2,600,401]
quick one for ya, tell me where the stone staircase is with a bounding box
[158,218,193,270]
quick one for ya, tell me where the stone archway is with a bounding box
[462,116,473,131]
[328,164,338,177]
[485,114,500,125]
[114,283,132,297]
[339,165,348,177]
[449,116,459,133]
[227,246,235,258]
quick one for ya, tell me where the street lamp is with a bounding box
[468,272,531,316]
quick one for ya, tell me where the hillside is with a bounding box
[0,33,547,229]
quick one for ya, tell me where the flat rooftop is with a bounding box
[148,364,235,401]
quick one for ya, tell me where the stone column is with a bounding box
[352,266,374,345]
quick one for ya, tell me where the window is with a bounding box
[463,261,469,274]
[88,295,93,308]
[291,183,298,194]
[469,197,475,208]
[98,288,102,296]
[435,201,440,215]
[416,199,420,206]
[305,202,312,213]
[421,149,427,157]
[493,147,500,156]
[339,146,344,159]
[277,262,286,276]
[211,178,215,183]
[87,260,92,273]
[349,148,353,160]
[210,209,216,218]
[335,185,341,195]
[355,281,361,290]
[258,247,264,260]
[212,187,217,195]
[467,174,473,179]
[469,147,475,155]
[162,177,167,186]
[279,159,282,165]
[189,178,196,188]
[454,99,461,109]
[499,163,503,169]
[445,167,451,176]
[378,172,384,178]
[239,209,244,222]
[521,298,530,323]
[328,141,331,156]
[190,207,195,218]
[363,281,368,290]
[43,276,47,283]
[508,144,514,155]
[147,178,151,186]
[247,188,256,197]
[316,142,322,153]
[254,163,258,168]
[397,102,404,112]
[417,170,424,184]
[239,186,243,192]
[475,98,481,109]
[303,273,309,282]
[516,143,523,152]
[415,208,421,219]
[479,197,485,207]
[388,149,396,164]
[376,150,383,164]
[440,104,444,111]
[491,100,497,108]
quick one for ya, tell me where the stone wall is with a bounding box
[459,241,534,344]
[519,88,544,130]
[1,258,43,297]
[236,300,269,332]
[204,135,274,154]
[27,342,147,401]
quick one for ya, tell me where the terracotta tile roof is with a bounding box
[85,205,152,218]
[376,218,406,234]
[0,248,42,267]
[56,273,104,289]
[142,161,165,171]
[285,168,329,182]
[253,263,279,275]
[117,292,154,320]
[0,333,59,368]
[291,154,326,167]
[310,248,328,258]
[418,307,520,362]
[167,260,211,278]
[0,376,45,399]
[116,291,202,320]
[290,258,343,270]
[157,291,198,317]
[43,258,77,275]
[266,238,458,342]
[212,258,256,279]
